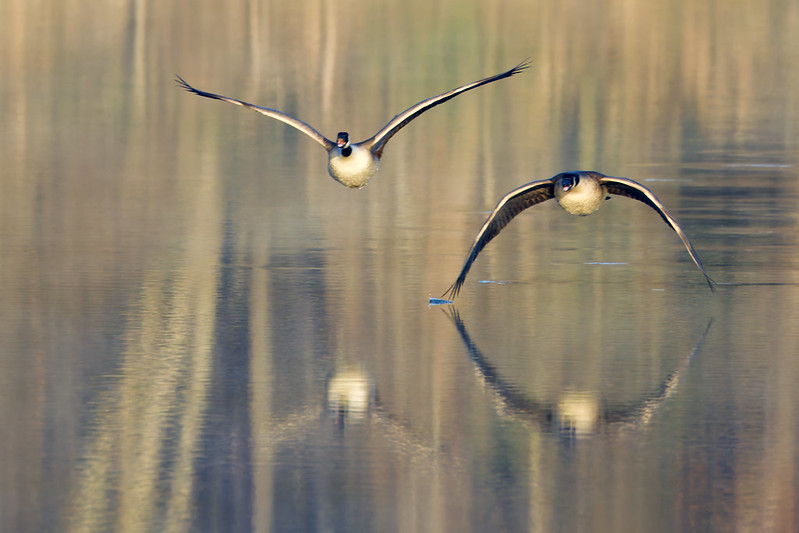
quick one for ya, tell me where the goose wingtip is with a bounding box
[174,74,193,92]
[707,276,718,293]
[512,58,533,72]
[440,280,464,301]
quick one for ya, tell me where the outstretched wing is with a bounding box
[367,60,531,157]
[442,178,555,299]
[600,176,717,291]
[175,75,335,151]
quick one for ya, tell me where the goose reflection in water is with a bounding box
[326,366,376,426]
[258,364,450,468]
[443,307,713,439]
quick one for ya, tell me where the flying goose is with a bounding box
[441,171,717,299]
[175,61,529,188]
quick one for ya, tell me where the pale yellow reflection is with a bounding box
[556,391,601,437]
[247,235,273,533]
[326,366,376,423]
[66,170,222,531]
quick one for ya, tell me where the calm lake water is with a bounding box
[2,0,799,531]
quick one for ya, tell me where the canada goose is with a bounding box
[175,61,529,188]
[441,171,717,299]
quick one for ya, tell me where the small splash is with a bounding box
[478,280,512,284]
[725,163,793,169]
[428,297,453,306]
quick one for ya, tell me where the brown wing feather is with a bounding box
[367,60,530,157]
[442,179,555,299]
[600,176,717,291]
[175,75,335,151]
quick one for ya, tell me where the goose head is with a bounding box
[336,132,352,157]
[558,172,580,192]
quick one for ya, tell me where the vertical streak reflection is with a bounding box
[67,169,222,532]
[248,237,273,533]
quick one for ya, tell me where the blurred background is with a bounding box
[1,0,798,531]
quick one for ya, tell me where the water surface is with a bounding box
[2,1,798,531]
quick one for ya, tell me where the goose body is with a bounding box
[176,61,529,188]
[442,171,717,299]
[327,139,378,188]
[553,173,605,215]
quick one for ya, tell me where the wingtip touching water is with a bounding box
[438,171,718,299]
